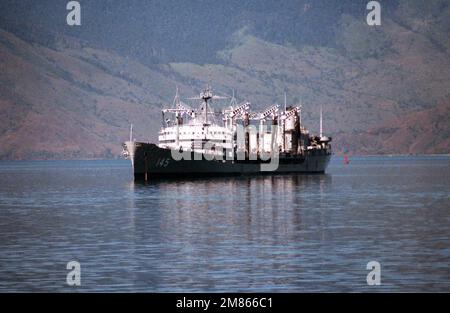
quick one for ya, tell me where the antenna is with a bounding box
[205,88,208,124]
[205,96,208,124]
[299,99,302,125]
[207,65,212,89]
[284,92,287,113]
[172,86,181,109]
[320,105,323,138]
[229,89,237,107]
[129,123,133,142]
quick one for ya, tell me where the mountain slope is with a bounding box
[0,0,449,159]
[0,29,191,159]
[344,100,450,155]
[168,17,450,154]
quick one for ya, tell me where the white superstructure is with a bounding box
[157,86,329,159]
[158,87,234,158]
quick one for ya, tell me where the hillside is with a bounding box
[0,29,189,159]
[0,1,449,159]
[343,100,450,155]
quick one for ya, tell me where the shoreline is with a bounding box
[0,154,449,163]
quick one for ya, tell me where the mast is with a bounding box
[320,105,323,138]
[205,97,208,124]
[282,92,287,152]
[129,123,133,142]
[202,85,212,124]
[175,87,180,147]
[299,99,302,126]
[187,85,227,125]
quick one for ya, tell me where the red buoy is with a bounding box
[344,155,350,165]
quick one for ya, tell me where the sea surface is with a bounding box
[0,156,449,292]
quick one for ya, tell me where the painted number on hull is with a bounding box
[156,158,170,168]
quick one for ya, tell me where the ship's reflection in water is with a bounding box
[133,174,330,239]
[0,157,449,292]
[129,174,333,292]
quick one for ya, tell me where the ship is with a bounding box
[122,86,332,180]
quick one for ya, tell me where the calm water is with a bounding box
[0,156,449,292]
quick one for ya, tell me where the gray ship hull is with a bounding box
[125,141,331,180]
